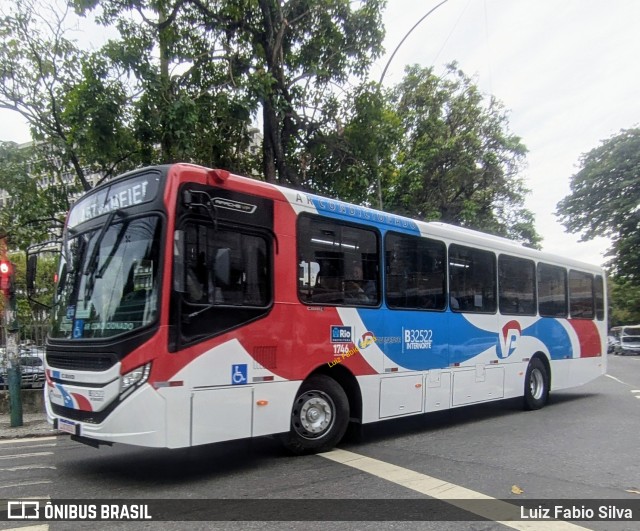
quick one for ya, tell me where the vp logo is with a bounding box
[498,320,521,359]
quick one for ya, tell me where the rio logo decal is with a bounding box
[498,320,521,359]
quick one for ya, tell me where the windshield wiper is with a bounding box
[83,209,127,299]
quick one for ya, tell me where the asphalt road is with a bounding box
[1,354,639,531]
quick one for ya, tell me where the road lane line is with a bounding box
[3,526,49,531]
[320,449,590,530]
[605,374,628,385]
[0,480,52,489]
[0,436,57,445]
[0,452,54,460]
[0,443,57,451]
[0,464,56,472]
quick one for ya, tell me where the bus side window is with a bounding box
[297,214,380,307]
[537,263,567,318]
[385,231,445,310]
[498,255,536,316]
[569,270,594,319]
[449,244,496,313]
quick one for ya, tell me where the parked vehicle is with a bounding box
[19,355,46,388]
[0,355,45,389]
[610,325,640,356]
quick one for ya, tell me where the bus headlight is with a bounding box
[120,363,151,399]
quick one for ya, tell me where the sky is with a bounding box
[375,0,640,266]
[2,0,639,267]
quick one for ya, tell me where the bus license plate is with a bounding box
[58,418,78,435]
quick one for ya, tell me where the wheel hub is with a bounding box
[530,368,544,399]
[294,392,335,439]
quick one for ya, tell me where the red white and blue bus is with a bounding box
[43,163,607,452]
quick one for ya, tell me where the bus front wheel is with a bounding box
[523,358,549,410]
[282,375,349,455]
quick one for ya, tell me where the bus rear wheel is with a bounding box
[282,375,349,455]
[523,358,549,410]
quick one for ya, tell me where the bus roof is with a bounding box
[86,163,604,274]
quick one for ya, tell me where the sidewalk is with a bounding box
[0,411,56,439]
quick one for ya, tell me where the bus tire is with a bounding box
[282,375,349,455]
[523,358,549,411]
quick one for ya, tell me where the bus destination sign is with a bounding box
[68,173,160,228]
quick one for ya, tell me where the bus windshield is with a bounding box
[51,215,162,339]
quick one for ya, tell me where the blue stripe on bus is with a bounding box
[308,197,421,234]
[356,310,573,370]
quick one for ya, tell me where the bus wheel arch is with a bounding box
[282,366,359,454]
[523,353,551,411]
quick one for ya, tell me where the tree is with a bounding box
[302,83,402,204]
[608,277,640,326]
[385,64,537,245]
[0,0,134,190]
[75,0,259,173]
[0,142,71,250]
[187,0,386,186]
[556,128,640,283]
[2,250,58,341]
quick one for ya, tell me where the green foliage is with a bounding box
[184,0,387,185]
[62,53,136,176]
[609,276,640,327]
[0,142,71,250]
[294,66,538,247]
[557,128,640,282]
[0,0,114,191]
[0,251,57,341]
[386,64,538,246]
[0,0,538,255]
[302,83,402,203]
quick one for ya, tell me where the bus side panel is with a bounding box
[76,384,167,447]
[191,387,253,445]
[357,374,382,423]
[251,381,301,437]
[425,370,452,412]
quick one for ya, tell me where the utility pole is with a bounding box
[1,237,22,427]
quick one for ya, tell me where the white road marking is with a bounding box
[3,527,49,531]
[605,374,627,385]
[0,443,57,451]
[320,448,590,530]
[0,452,54,460]
[0,464,56,472]
[0,480,52,489]
[0,436,57,445]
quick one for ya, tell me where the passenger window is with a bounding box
[537,263,567,318]
[297,215,380,306]
[498,255,536,315]
[385,232,446,310]
[449,245,496,313]
[595,275,605,321]
[569,270,594,319]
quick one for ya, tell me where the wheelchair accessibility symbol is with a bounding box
[231,364,248,385]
